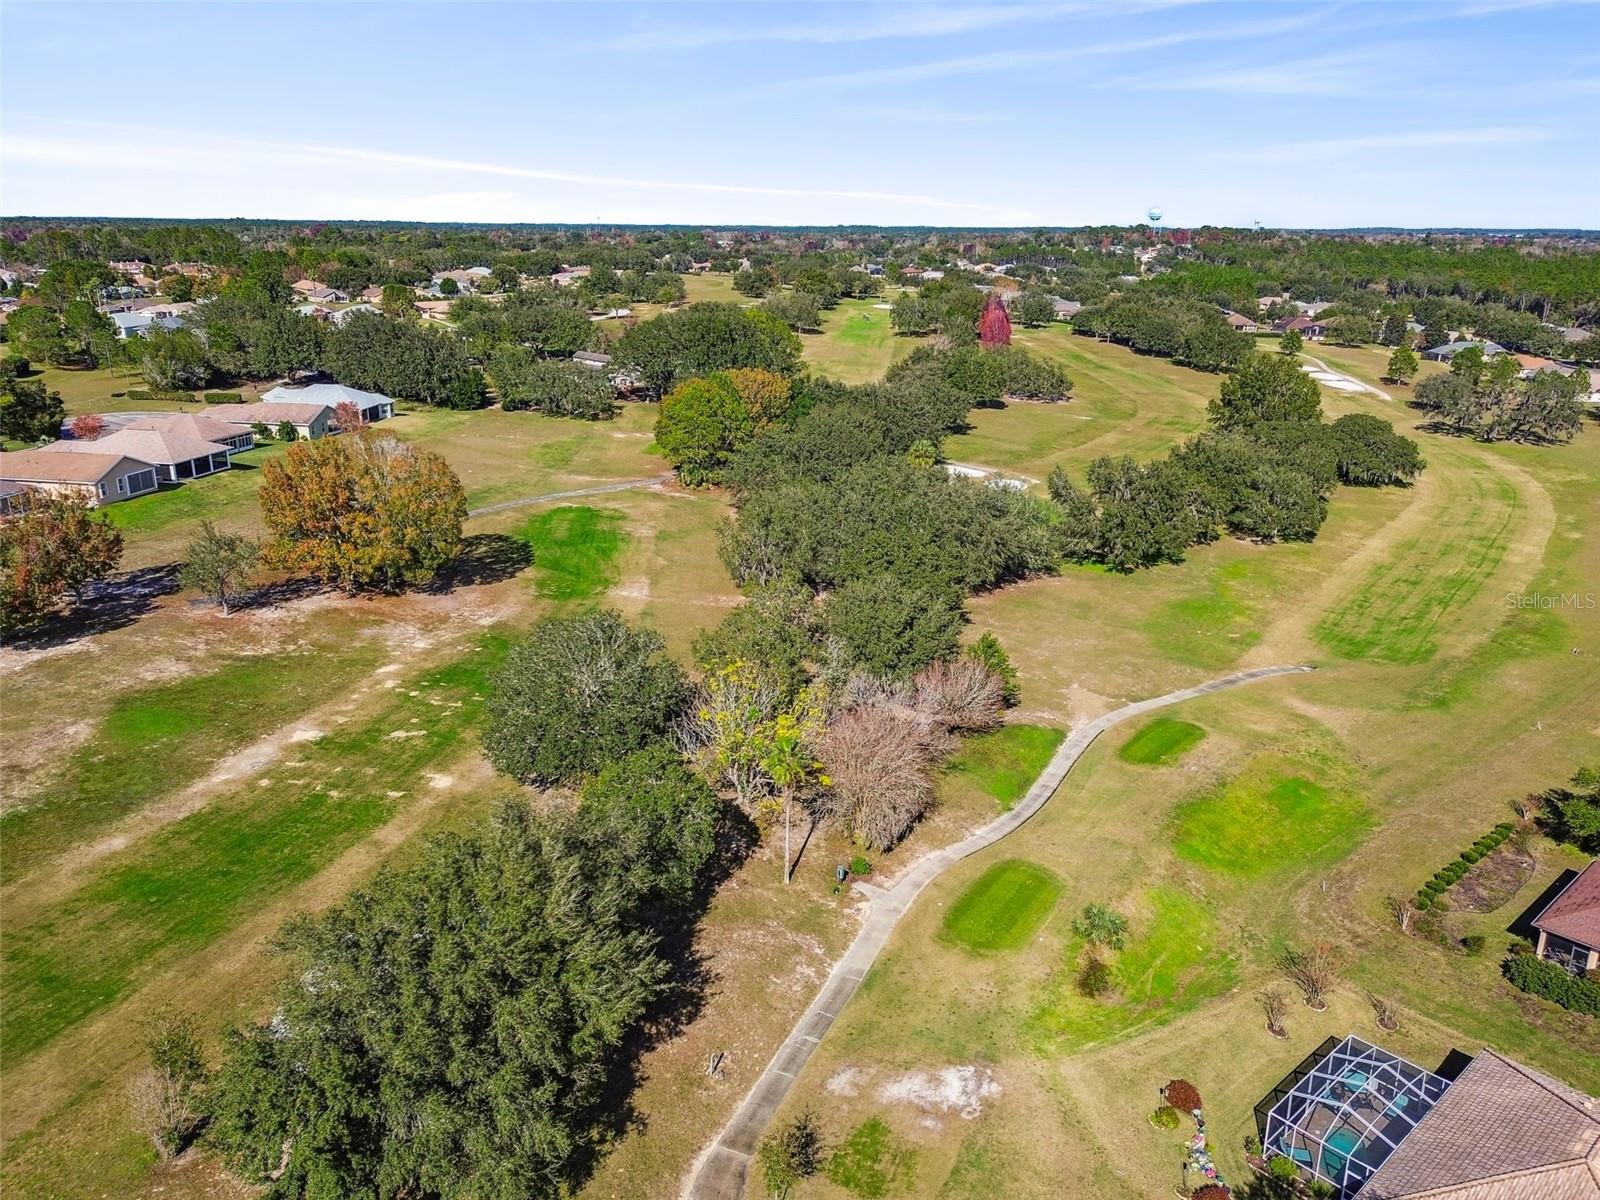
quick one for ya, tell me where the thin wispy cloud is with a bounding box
[750,11,1331,94]
[2,122,1030,219]
[611,3,1081,50]
[1099,50,1393,97]
[867,104,1008,126]
[1226,128,1557,162]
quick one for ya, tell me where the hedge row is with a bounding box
[1503,952,1600,1016]
[203,391,244,404]
[1415,821,1516,910]
[126,388,193,404]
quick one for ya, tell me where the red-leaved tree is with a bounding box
[978,293,1012,347]
[69,413,106,441]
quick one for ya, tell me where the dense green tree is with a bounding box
[613,303,801,395]
[759,290,823,332]
[178,521,260,614]
[3,305,69,364]
[965,632,1020,705]
[1012,290,1056,327]
[0,376,66,442]
[138,327,211,390]
[1325,413,1425,485]
[322,310,481,407]
[1378,312,1409,346]
[488,347,618,419]
[655,374,754,485]
[208,797,714,1200]
[758,1111,827,1199]
[1209,352,1323,428]
[693,580,816,702]
[822,573,965,677]
[483,609,689,786]
[1385,344,1419,383]
[1544,765,1600,853]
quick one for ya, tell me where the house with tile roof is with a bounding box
[0,449,159,506]
[1532,861,1600,974]
[41,420,235,484]
[261,382,394,423]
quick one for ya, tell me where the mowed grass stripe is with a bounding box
[518,504,626,601]
[0,635,508,1068]
[1118,717,1205,765]
[940,859,1063,951]
[1314,470,1520,664]
[1,639,387,876]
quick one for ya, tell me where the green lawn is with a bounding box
[940,724,1064,812]
[939,859,1064,951]
[1169,755,1371,877]
[1,639,386,875]
[802,298,914,385]
[1117,717,1206,766]
[826,1116,919,1199]
[1315,469,1520,664]
[0,635,508,1068]
[105,442,287,537]
[1035,887,1238,1048]
[518,504,627,601]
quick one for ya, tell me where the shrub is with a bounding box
[1460,934,1487,956]
[1163,1079,1202,1112]
[1269,1154,1302,1180]
[848,855,872,877]
[126,388,193,403]
[202,391,244,404]
[1148,1104,1180,1130]
[1502,953,1600,1016]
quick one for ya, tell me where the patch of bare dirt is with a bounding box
[1453,844,1536,913]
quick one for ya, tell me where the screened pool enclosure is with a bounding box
[1262,1035,1451,1197]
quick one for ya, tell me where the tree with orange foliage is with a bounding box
[258,432,465,592]
[68,413,106,441]
[719,367,793,424]
[978,292,1012,347]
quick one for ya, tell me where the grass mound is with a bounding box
[940,724,1064,812]
[940,859,1063,952]
[1169,755,1370,877]
[1034,887,1237,1047]
[518,505,626,601]
[1118,717,1206,766]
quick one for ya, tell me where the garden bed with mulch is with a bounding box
[1451,844,1536,913]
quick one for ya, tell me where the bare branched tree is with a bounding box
[1365,990,1400,1032]
[127,1007,207,1158]
[911,658,1004,731]
[818,703,940,851]
[1279,943,1340,1010]
[1259,986,1290,1038]
[1385,895,1416,936]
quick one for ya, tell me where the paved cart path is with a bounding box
[683,662,1316,1200]
[466,473,671,518]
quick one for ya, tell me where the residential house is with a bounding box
[327,303,380,327]
[1422,340,1508,363]
[1262,1034,1599,1199]
[572,351,612,370]
[210,402,334,440]
[1052,298,1082,320]
[1274,314,1325,340]
[110,310,186,340]
[293,303,334,320]
[262,382,394,423]
[552,265,591,287]
[42,421,235,484]
[358,285,386,303]
[1224,310,1262,333]
[0,449,159,506]
[125,412,254,456]
[1294,300,1335,317]
[1531,860,1600,973]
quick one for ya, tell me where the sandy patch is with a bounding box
[387,729,426,740]
[877,1066,1001,1119]
[826,1066,868,1097]
[289,729,323,743]
[424,772,455,790]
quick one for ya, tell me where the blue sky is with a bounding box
[2,1,1597,228]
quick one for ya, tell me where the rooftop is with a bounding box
[0,448,152,485]
[1532,861,1600,949]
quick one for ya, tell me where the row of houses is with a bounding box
[0,384,396,511]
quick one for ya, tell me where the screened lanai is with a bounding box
[1262,1035,1452,1198]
